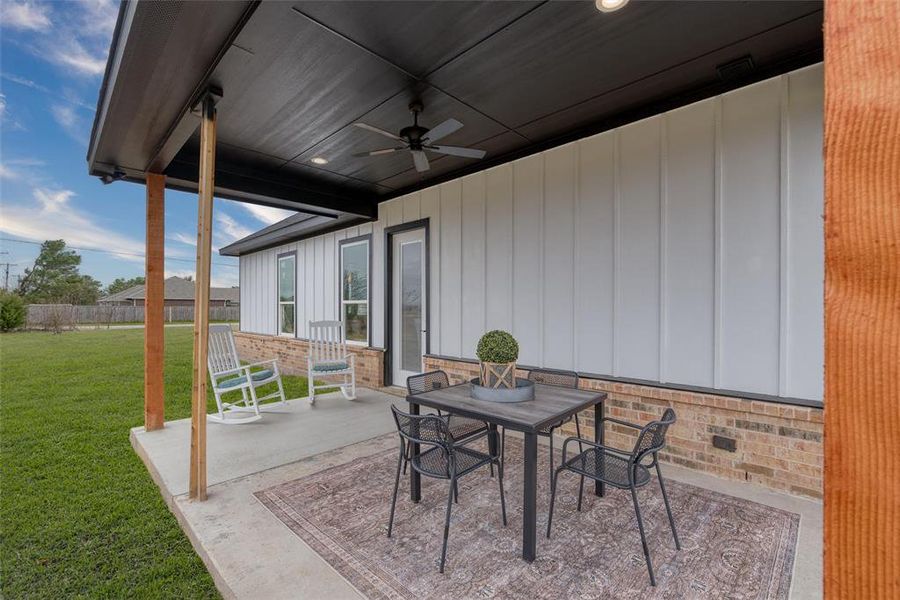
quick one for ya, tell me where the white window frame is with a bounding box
[277,252,296,337]
[339,237,370,346]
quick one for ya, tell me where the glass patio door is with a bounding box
[391,229,426,386]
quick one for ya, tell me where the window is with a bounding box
[340,237,369,345]
[277,253,295,336]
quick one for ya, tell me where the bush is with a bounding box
[476,330,519,363]
[0,291,26,332]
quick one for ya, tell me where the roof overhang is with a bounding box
[88,0,823,243]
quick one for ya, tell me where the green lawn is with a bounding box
[0,328,311,598]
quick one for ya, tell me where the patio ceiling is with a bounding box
[88,0,822,223]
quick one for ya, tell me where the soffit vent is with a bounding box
[716,55,755,82]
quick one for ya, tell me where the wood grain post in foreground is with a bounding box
[189,94,217,501]
[144,172,165,431]
[824,1,900,597]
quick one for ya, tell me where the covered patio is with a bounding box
[131,391,822,599]
[89,0,898,598]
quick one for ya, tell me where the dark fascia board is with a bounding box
[219,215,370,256]
[86,0,134,168]
[165,158,377,219]
[378,49,823,203]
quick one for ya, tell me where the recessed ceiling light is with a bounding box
[595,0,628,12]
[311,157,328,165]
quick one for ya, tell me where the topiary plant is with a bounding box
[476,330,519,364]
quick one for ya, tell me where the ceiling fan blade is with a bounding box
[411,150,430,172]
[422,118,463,143]
[429,145,486,159]
[352,147,402,158]
[353,122,403,141]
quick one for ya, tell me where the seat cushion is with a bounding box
[312,361,350,372]
[251,369,274,381]
[564,447,650,488]
[219,375,248,389]
[219,369,275,389]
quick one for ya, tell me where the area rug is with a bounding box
[255,435,798,599]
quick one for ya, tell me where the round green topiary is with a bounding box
[476,330,519,364]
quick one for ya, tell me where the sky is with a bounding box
[0,0,294,290]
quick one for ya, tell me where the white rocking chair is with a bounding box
[207,324,287,424]
[307,320,357,405]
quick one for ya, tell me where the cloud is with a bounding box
[1,72,50,93]
[167,232,197,247]
[0,187,146,263]
[216,212,254,244]
[0,164,17,180]
[51,104,87,144]
[5,1,116,79]
[46,37,107,76]
[0,1,51,32]
[34,188,75,212]
[0,93,26,132]
[240,203,296,225]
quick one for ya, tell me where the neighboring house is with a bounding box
[99,276,240,307]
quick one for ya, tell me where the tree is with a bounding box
[17,240,102,305]
[105,276,145,296]
[0,290,26,331]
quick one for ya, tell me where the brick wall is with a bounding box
[424,356,823,500]
[233,332,384,388]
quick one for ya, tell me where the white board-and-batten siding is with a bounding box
[238,64,824,402]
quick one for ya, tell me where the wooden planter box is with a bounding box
[479,361,516,389]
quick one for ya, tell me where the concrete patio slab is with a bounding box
[132,389,822,599]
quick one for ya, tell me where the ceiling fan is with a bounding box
[352,101,487,173]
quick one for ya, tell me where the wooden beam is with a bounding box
[189,94,217,501]
[824,1,900,598]
[144,173,165,431]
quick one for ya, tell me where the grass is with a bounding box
[0,327,312,598]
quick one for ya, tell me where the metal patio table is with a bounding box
[406,381,607,562]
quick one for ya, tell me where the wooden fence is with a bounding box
[26,304,239,329]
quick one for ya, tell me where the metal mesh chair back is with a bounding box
[208,324,240,375]
[406,370,451,395]
[527,368,578,389]
[391,405,452,447]
[631,408,676,462]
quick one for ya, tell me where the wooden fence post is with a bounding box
[824,1,900,597]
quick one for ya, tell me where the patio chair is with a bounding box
[207,324,287,424]
[546,408,681,587]
[386,405,506,573]
[500,368,583,493]
[406,370,493,482]
[307,320,356,405]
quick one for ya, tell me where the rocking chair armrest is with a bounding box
[241,359,278,370]
[210,367,243,380]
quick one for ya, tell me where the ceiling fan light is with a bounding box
[310,157,328,165]
[596,0,628,12]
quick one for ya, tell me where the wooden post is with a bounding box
[189,94,217,501]
[824,1,900,598]
[144,173,165,431]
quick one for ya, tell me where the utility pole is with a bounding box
[0,251,15,291]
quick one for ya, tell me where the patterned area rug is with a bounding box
[255,435,798,599]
